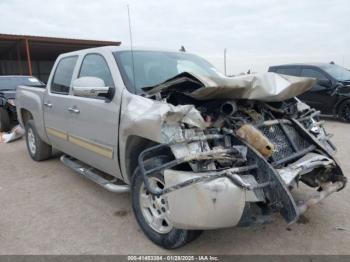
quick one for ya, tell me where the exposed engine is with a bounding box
[158,90,335,174]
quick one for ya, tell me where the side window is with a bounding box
[275,68,299,76]
[300,68,327,80]
[79,54,114,88]
[51,56,78,95]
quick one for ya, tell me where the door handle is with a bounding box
[68,107,80,114]
[44,102,52,108]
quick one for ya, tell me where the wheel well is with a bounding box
[335,98,350,115]
[124,135,159,182]
[20,109,33,126]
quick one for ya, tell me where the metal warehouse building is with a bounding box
[0,33,121,83]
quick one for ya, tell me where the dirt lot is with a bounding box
[0,120,349,255]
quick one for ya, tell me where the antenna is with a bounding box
[127,4,136,89]
[224,48,227,76]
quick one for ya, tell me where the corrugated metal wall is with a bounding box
[0,60,54,83]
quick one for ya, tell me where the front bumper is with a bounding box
[161,152,346,230]
[138,124,346,230]
[164,169,266,229]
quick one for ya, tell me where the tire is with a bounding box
[25,119,52,161]
[131,156,202,249]
[0,107,10,132]
[338,100,350,122]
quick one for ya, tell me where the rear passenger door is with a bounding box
[274,67,300,77]
[298,68,334,113]
[43,56,78,154]
[66,53,121,176]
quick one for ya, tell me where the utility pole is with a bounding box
[224,48,227,76]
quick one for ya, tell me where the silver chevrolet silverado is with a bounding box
[16,46,346,249]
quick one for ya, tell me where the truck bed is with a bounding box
[16,85,49,144]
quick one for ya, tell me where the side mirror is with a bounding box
[317,79,332,88]
[72,77,109,98]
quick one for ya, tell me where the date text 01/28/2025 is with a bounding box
[127,255,220,261]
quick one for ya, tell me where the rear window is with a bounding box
[274,68,299,76]
[51,56,78,95]
[0,76,43,90]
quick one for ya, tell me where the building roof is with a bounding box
[0,33,121,60]
[0,33,121,46]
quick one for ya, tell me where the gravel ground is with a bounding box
[0,120,349,255]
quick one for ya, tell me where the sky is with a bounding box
[0,0,349,75]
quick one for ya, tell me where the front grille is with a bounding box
[259,122,311,162]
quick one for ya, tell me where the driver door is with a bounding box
[65,53,121,176]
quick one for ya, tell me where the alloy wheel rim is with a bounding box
[139,177,173,234]
[341,104,350,121]
[27,128,36,155]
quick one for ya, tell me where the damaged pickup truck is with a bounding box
[16,47,347,249]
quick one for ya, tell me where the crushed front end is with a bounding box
[136,73,347,229]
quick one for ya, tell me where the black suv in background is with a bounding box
[268,63,350,122]
[0,76,44,131]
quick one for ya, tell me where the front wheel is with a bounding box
[338,100,350,122]
[131,156,202,249]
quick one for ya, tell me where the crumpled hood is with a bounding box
[143,72,316,102]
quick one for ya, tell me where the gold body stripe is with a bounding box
[46,127,113,159]
[46,127,67,140]
[68,135,113,159]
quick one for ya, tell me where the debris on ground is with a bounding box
[335,226,346,231]
[0,125,25,143]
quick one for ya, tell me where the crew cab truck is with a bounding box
[16,46,346,249]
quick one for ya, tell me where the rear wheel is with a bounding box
[131,156,202,249]
[338,100,350,122]
[0,107,10,132]
[25,119,52,161]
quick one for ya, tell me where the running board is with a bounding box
[60,155,130,193]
